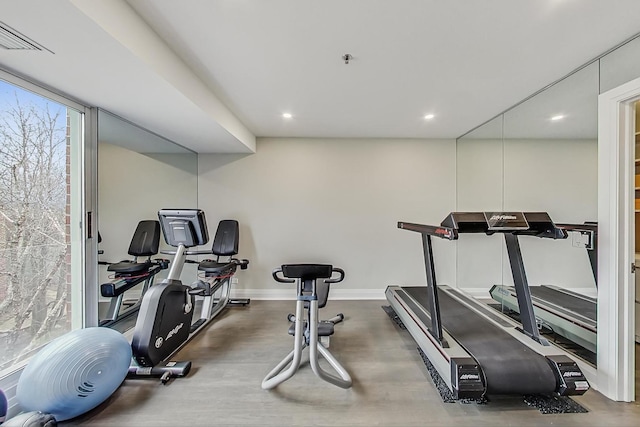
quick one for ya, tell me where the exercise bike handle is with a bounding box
[325,268,345,284]
[272,266,345,283]
[272,268,296,283]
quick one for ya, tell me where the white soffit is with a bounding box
[127,0,640,141]
[2,1,640,148]
[0,0,255,153]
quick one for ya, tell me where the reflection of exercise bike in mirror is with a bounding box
[129,209,249,383]
[98,221,169,327]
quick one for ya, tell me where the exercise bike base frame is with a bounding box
[128,212,249,383]
[262,272,352,390]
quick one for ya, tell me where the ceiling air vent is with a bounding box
[0,21,48,51]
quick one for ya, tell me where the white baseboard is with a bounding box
[459,288,491,299]
[231,285,597,302]
[231,288,386,300]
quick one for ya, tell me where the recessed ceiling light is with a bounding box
[282,113,292,119]
[551,115,564,121]
[424,114,435,120]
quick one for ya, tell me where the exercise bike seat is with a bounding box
[198,220,249,275]
[108,259,152,274]
[198,259,235,274]
[107,220,160,275]
[284,266,335,336]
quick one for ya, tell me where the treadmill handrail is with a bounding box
[397,222,458,240]
[397,221,449,347]
[556,222,598,233]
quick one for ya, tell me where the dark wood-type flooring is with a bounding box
[62,300,640,426]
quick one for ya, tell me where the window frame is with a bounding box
[0,67,97,417]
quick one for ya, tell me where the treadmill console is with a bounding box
[484,212,529,231]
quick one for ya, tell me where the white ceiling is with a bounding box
[1,0,640,153]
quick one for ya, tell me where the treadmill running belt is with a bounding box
[404,286,557,395]
[530,286,596,322]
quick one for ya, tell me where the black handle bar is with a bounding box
[272,267,345,284]
[272,268,296,283]
[324,268,345,283]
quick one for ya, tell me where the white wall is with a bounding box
[99,136,595,300]
[503,138,598,292]
[197,138,457,299]
[455,138,598,296]
[97,143,199,287]
[456,138,504,291]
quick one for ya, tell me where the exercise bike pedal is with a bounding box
[127,360,192,383]
[188,288,205,296]
[160,371,171,385]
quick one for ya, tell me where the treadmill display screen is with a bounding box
[484,212,529,231]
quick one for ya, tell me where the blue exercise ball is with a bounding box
[16,327,131,422]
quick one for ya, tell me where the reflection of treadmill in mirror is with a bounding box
[385,212,590,400]
[489,222,597,357]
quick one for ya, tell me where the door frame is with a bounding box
[597,76,639,402]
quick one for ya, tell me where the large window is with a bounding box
[0,78,85,377]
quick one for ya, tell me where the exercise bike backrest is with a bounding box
[106,220,161,274]
[211,219,239,256]
[273,264,345,308]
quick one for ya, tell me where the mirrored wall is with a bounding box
[97,109,198,329]
[455,34,640,366]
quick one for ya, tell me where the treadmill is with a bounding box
[385,212,590,400]
[489,222,597,354]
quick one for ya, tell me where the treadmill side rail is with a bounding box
[546,355,590,396]
[385,286,482,398]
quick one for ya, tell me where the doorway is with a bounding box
[598,77,640,402]
[635,100,640,400]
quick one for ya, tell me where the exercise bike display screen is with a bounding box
[158,209,209,248]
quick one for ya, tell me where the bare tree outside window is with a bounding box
[0,84,70,371]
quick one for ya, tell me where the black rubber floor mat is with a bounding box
[416,347,457,403]
[523,394,588,414]
[381,305,406,329]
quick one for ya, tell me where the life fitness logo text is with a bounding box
[460,374,479,380]
[154,322,185,348]
[489,214,517,221]
[435,228,452,238]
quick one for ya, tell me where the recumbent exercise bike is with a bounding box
[128,209,249,383]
